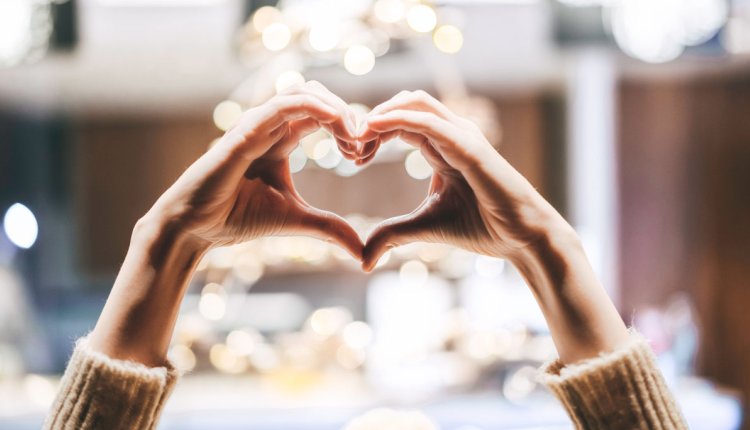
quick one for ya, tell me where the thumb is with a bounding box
[362,210,433,272]
[294,206,364,261]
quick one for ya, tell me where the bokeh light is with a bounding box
[213,100,243,131]
[308,23,340,52]
[405,150,433,180]
[344,45,376,75]
[433,25,464,54]
[407,4,437,33]
[3,203,38,249]
[373,0,405,24]
[262,22,292,51]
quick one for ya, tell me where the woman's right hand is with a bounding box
[89,81,364,367]
[145,81,363,258]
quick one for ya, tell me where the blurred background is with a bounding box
[1,0,749,429]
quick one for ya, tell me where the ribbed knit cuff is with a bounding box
[538,332,687,430]
[44,337,179,430]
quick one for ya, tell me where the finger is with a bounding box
[362,209,433,272]
[358,138,379,159]
[303,81,358,139]
[369,89,455,121]
[366,110,489,171]
[354,129,423,166]
[264,94,341,129]
[267,117,324,157]
[354,147,378,166]
[294,207,364,260]
[281,82,357,144]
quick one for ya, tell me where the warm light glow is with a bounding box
[213,100,243,131]
[311,138,335,160]
[309,307,353,337]
[336,345,366,369]
[342,321,373,349]
[23,374,56,409]
[308,24,340,52]
[169,345,197,372]
[275,70,305,93]
[0,0,34,67]
[234,254,265,284]
[210,343,248,374]
[289,146,308,173]
[399,260,429,287]
[262,22,292,51]
[373,0,405,24]
[315,143,343,169]
[335,158,362,177]
[199,292,226,320]
[404,150,433,180]
[226,329,262,355]
[252,6,282,32]
[503,365,537,403]
[344,45,375,75]
[433,25,463,54]
[3,203,38,249]
[406,4,437,33]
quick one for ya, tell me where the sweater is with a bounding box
[44,333,687,430]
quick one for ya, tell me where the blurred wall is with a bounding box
[619,73,750,428]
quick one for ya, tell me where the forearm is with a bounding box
[510,213,630,365]
[88,212,209,367]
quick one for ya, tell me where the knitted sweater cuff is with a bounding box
[44,337,179,430]
[538,331,687,430]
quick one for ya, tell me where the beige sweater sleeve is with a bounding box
[539,332,688,430]
[44,337,179,430]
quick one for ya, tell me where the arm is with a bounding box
[45,82,363,430]
[357,90,687,429]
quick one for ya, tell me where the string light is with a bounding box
[433,24,464,54]
[373,0,405,24]
[169,345,197,372]
[262,22,292,51]
[406,4,437,33]
[213,100,243,131]
[344,44,375,75]
[404,150,433,180]
[308,23,340,52]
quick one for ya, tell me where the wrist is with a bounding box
[88,212,210,367]
[509,217,630,364]
[132,210,211,265]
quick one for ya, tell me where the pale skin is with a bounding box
[88,82,629,369]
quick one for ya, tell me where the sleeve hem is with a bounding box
[537,329,688,430]
[44,336,180,430]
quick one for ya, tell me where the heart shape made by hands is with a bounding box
[253,87,496,273]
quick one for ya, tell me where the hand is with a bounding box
[89,81,364,366]
[147,81,363,258]
[357,90,571,271]
[357,90,629,364]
